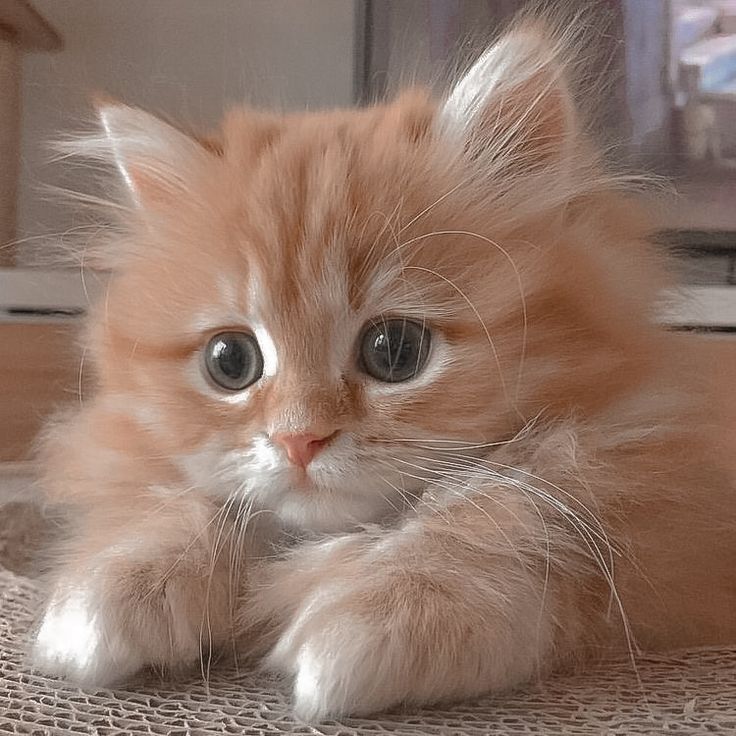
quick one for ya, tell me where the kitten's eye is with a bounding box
[204,332,263,391]
[359,318,431,383]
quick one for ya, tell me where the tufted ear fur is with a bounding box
[440,22,578,185]
[93,102,215,210]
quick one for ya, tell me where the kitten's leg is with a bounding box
[32,497,244,686]
[243,476,604,721]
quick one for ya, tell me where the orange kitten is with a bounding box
[31,19,736,720]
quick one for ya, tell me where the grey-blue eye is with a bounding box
[204,332,263,391]
[359,318,431,383]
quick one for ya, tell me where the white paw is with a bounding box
[266,589,397,721]
[31,589,143,686]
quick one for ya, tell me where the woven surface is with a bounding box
[2,498,736,735]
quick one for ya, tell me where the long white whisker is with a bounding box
[396,181,465,236]
[404,264,517,415]
[390,451,639,669]
[378,458,547,597]
[199,493,238,691]
[396,228,528,403]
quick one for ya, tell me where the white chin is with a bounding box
[274,486,403,534]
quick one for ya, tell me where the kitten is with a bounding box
[31,18,736,721]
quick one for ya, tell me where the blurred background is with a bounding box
[1,0,735,464]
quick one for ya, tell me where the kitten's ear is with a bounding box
[95,101,214,209]
[440,22,576,174]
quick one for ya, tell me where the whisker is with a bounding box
[421,453,614,552]
[378,458,547,596]
[395,181,465,236]
[467,462,636,665]
[200,493,239,691]
[386,451,637,663]
[393,227,529,406]
[140,502,229,604]
[369,412,543,452]
[404,264,517,416]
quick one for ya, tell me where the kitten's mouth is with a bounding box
[289,468,314,491]
[285,461,339,493]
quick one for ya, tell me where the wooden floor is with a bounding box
[0,322,734,463]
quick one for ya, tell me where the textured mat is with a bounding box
[2,496,736,734]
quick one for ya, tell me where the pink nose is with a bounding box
[272,431,337,469]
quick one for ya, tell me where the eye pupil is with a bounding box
[205,332,263,391]
[212,338,244,378]
[360,318,430,383]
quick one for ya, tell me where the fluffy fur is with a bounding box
[31,18,736,721]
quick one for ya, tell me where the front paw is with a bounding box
[32,561,233,687]
[260,529,547,720]
[266,585,398,721]
[32,589,144,686]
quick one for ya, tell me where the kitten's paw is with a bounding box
[255,520,550,720]
[32,590,143,686]
[32,558,234,687]
[266,586,400,721]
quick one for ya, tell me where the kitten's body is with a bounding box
[32,20,736,720]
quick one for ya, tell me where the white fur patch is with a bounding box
[34,591,99,672]
[293,643,323,711]
[253,323,278,377]
[32,589,142,686]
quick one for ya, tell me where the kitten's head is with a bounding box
[72,22,663,532]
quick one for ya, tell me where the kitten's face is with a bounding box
[87,32,644,533]
[97,96,526,533]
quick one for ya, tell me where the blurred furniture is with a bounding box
[674,1,736,162]
[0,322,78,462]
[0,0,61,266]
[0,267,97,461]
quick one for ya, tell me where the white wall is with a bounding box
[18,0,358,246]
